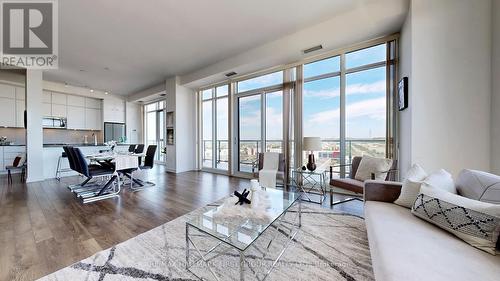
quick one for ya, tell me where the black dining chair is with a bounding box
[125,145,157,191]
[71,147,119,203]
[134,144,145,165]
[140,145,157,170]
[128,145,136,153]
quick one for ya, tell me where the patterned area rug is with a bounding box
[38,201,374,281]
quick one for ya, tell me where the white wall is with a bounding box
[174,82,196,173]
[492,0,500,174]
[125,102,142,144]
[398,8,412,179]
[399,0,492,177]
[163,76,196,173]
[26,70,44,182]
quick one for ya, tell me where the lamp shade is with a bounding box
[303,137,322,151]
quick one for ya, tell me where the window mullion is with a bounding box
[340,54,346,178]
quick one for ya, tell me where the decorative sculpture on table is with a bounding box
[234,189,251,205]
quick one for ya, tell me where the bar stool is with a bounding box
[55,151,72,181]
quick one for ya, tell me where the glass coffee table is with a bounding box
[185,188,302,281]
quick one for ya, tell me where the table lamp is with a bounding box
[303,137,322,171]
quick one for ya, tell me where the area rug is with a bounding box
[38,201,374,281]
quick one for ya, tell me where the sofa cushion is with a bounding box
[456,169,500,204]
[365,201,500,281]
[412,185,500,255]
[354,156,393,181]
[330,178,364,194]
[424,169,456,194]
[394,164,428,208]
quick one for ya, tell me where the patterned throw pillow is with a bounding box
[412,185,500,255]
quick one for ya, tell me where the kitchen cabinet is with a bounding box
[67,95,85,107]
[0,84,15,99]
[51,92,67,105]
[0,98,16,127]
[85,98,101,109]
[43,103,52,116]
[67,106,85,129]
[85,108,101,130]
[15,87,25,100]
[51,104,67,118]
[15,100,25,128]
[42,91,52,103]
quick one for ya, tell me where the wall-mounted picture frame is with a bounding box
[398,77,408,111]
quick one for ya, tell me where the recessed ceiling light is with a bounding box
[104,91,109,95]
[90,89,94,93]
[79,69,86,72]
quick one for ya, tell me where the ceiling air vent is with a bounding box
[225,71,237,77]
[303,44,323,54]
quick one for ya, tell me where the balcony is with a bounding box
[202,138,385,175]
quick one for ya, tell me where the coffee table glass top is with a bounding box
[186,188,301,251]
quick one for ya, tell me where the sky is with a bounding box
[204,43,387,142]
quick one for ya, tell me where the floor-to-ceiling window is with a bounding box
[235,71,285,174]
[303,56,341,172]
[145,100,166,162]
[197,37,397,180]
[302,43,391,177]
[201,85,229,171]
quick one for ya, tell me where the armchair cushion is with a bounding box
[355,156,393,181]
[330,178,364,194]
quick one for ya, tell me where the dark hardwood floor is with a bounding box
[0,165,363,281]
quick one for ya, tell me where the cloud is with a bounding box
[309,97,386,123]
[304,80,385,99]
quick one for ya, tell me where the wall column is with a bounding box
[26,70,44,182]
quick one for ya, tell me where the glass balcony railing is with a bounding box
[202,138,385,176]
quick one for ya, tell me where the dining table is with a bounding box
[86,151,150,188]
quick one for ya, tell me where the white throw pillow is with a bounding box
[424,169,456,194]
[354,156,393,181]
[412,185,500,255]
[394,164,428,208]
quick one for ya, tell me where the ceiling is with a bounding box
[43,0,408,96]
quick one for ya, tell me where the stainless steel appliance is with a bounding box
[104,122,126,142]
[42,117,67,128]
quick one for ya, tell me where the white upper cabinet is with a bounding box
[85,108,101,130]
[15,87,25,100]
[51,104,67,118]
[51,92,67,105]
[15,100,25,128]
[0,84,15,99]
[43,103,52,116]
[42,91,52,103]
[67,95,85,107]
[67,106,85,129]
[85,98,101,109]
[0,98,16,127]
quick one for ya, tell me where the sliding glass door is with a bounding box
[237,89,283,174]
[145,101,165,162]
[201,85,229,171]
